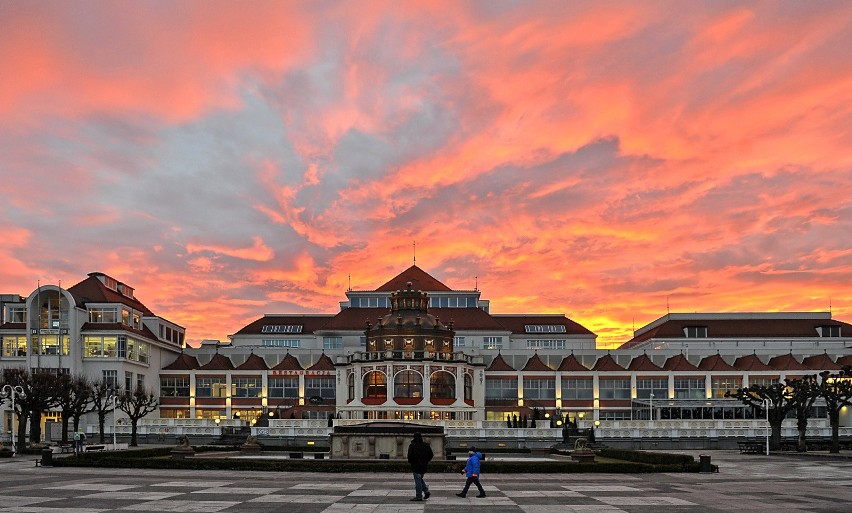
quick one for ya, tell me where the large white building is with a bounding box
[1,273,184,436]
[3,266,852,446]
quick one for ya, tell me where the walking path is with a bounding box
[0,450,850,512]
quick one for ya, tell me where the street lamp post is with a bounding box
[112,391,117,448]
[763,398,772,456]
[649,393,655,424]
[1,384,24,457]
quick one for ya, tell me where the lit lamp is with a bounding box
[594,420,600,427]
[578,411,585,428]
[214,418,220,425]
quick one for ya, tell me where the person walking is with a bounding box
[407,432,433,501]
[457,447,486,498]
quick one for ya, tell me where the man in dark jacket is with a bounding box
[407,432,433,501]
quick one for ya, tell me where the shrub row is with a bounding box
[53,448,703,473]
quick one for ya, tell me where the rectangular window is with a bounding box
[635,378,668,399]
[599,379,631,400]
[674,378,706,399]
[88,308,118,323]
[454,336,465,347]
[749,377,780,388]
[711,377,742,398]
[359,336,367,346]
[561,379,594,400]
[136,374,145,390]
[685,326,708,338]
[125,371,133,392]
[523,378,556,400]
[195,377,229,398]
[2,336,27,357]
[160,377,190,397]
[261,339,300,348]
[323,337,343,350]
[525,325,567,333]
[820,326,841,337]
[482,337,503,350]
[526,339,566,350]
[6,306,26,323]
[137,342,149,364]
[233,377,262,398]
[117,336,127,358]
[102,370,118,388]
[599,411,632,421]
[121,309,130,326]
[261,325,303,334]
[268,377,299,399]
[305,377,335,400]
[485,378,518,400]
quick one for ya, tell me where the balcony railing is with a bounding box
[339,351,482,365]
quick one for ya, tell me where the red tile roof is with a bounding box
[199,353,234,370]
[375,265,452,292]
[802,353,841,370]
[592,354,625,371]
[67,274,155,316]
[0,322,25,330]
[232,315,333,336]
[627,353,662,371]
[163,352,200,370]
[836,355,852,368]
[620,316,852,349]
[486,353,515,371]
[522,353,553,371]
[698,353,737,371]
[272,353,304,371]
[663,354,698,371]
[767,353,808,371]
[557,354,589,371]
[492,315,594,336]
[307,353,335,371]
[235,353,269,370]
[733,354,773,371]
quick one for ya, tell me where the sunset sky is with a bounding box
[1,2,851,349]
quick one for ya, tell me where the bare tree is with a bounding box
[91,380,118,444]
[819,368,852,453]
[727,382,796,451]
[1,367,61,452]
[788,375,820,452]
[118,387,158,447]
[54,374,93,444]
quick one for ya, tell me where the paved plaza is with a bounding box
[1,451,851,512]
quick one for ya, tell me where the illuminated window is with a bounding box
[363,371,387,398]
[395,370,423,398]
[430,371,455,399]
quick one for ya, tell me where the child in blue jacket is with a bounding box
[456,447,486,498]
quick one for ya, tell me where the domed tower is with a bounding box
[365,282,455,359]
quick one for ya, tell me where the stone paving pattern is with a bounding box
[1,450,851,512]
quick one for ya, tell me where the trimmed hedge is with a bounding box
[597,449,694,466]
[52,447,706,473]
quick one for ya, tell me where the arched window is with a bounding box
[464,373,473,401]
[363,371,387,398]
[347,373,355,401]
[394,370,423,398]
[430,371,455,399]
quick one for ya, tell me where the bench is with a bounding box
[85,445,105,452]
[737,441,765,454]
[58,444,74,454]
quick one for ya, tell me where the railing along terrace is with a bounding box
[343,351,478,364]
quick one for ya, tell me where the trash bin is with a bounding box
[41,448,53,467]
[699,454,711,473]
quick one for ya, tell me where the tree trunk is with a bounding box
[72,414,81,433]
[830,411,840,453]
[770,421,783,451]
[61,414,70,444]
[796,415,808,452]
[16,413,27,453]
[130,419,138,447]
[98,412,107,443]
[29,411,43,445]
